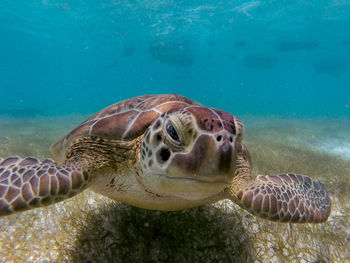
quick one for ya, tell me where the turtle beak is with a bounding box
[218,137,235,175]
[167,133,237,183]
[215,132,237,180]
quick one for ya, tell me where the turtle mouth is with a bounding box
[146,173,229,200]
[139,172,229,201]
[157,173,232,185]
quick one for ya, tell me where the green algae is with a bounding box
[0,116,349,262]
[65,203,253,262]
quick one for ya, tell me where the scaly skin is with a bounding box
[0,94,332,223]
[0,136,140,216]
[0,156,89,216]
[225,146,331,223]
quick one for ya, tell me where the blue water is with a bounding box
[0,0,349,117]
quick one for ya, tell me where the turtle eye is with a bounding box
[166,122,180,142]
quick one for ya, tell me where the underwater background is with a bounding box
[0,1,349,262]
[1,0,350,117]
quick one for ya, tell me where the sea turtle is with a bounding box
[0,94,331,222]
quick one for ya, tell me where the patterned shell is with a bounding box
[51,94,200,160]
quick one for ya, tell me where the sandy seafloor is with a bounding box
[0,114,349,263]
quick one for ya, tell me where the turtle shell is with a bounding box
[51,94,200,161]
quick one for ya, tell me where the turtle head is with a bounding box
[139,106,244,201]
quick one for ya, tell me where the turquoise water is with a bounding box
[1,2,350,262]
[0,0,349,118]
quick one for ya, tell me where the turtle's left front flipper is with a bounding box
[226,173,331,223]
[0,156,90,216]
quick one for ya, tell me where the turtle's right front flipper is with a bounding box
[227,173,331,223]
[0,156,89,216]
[226,145,331,223]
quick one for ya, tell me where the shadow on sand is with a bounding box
[68,203,254,263]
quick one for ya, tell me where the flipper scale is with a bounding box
[234,173,331,223]
[0,156,89,216]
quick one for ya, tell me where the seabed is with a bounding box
[0,115,349,263]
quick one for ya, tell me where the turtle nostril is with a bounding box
[229,136,233,143]
[160,148,171,162]
[216,135,222,142]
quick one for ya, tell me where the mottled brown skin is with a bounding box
[0,94,331,223]
[51,94,198,162]
[0,157,88,216]
[0,136,140,216]
[226,146,331,223]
